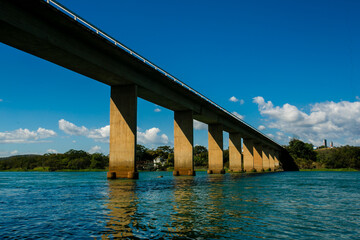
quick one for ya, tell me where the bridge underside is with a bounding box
[0,0,298,178]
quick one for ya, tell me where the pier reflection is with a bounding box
[103,180,138,239]
[167,174,229,238]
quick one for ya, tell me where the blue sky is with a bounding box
[1,0,359,156]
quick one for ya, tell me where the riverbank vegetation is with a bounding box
[286,139,360,170]
[0,145,219,172]
[1,139,358,171]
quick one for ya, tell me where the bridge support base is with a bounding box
[262,147,270,172]
[243,138,254,172]
[173,111,195,176]
[108,85,137,179]
[253,143,263,172]
[229,133,243,172]
[208,124,224,175]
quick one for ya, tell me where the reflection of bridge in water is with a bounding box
[0,0,298,179]
[104,172,275,238]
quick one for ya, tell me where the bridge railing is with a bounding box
[43,0,281,148]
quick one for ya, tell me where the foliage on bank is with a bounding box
[286,139,360,170]
[0,149,108,171]
[0,144,223,171]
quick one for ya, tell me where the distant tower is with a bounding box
[330,141,333,148]
[323,139,327,148]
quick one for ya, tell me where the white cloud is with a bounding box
[253,96,360,146]
[10,150,18,155]
[194,120,207,130]
[258,125,266,130]
[88,145,101,154]
[229,96,245,105]
[58,119,109,143]
[154,108,161,112]
[267,133,275,138]
[356,96,360,101]
[59,119,170,147]
[229,96,239,102]
[47,149,58,154]
[88,126,110,142]
[232,111,244,120]
[137,127,169,146]
[0,127,56,143]
[59,119,88,136]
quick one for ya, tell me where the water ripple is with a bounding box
[0,171,360,239]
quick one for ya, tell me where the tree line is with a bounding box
[286,139,360,170]
[0,145,231,171]
[3,139,355,171]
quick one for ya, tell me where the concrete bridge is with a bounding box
[0,0,298,179]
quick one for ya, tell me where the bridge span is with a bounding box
[0,0,298,178]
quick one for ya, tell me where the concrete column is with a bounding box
[268,148,275,171]
[229,133,242,172]
[173,110,195,176]
[243,138,254,172]
[208,124,224,174]
[253,142,263,172]
[274,151,280,170]
[262,147,270,171]
[108,85,138,179]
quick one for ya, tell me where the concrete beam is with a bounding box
[0,0,291,172]
[229,133,242,172]
[173,110,195,176]
[208,124,224,174]
[108,85,138,179]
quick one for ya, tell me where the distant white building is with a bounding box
[153,156,166,168]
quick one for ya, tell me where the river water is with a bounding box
[0,171,359,239]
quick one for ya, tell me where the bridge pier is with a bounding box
[229,133,243,172]
[208,124,225,174]
[243,138,254,172]
[107,85,138,179]
[173,110,195,176]
[262,147,270,171]
[269,149,275,171]
[253,142,263,172]
[274,151,280,170]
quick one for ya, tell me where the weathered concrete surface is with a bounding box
[0,0,283,150]
[262,147,270,171]
[243,138,254,172]
[0,0,300,172]
[108,85,138,179]
[269,149,275,171]
[173,111,195,176]
[274,151,280,170]
[229,133,242,172]
[208,124,224,174]
[253,143,263,172]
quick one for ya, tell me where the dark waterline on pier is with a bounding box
[1,171,359,239]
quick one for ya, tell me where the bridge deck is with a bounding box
[0,0,281,149]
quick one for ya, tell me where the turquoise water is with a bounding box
[0,171,359,239]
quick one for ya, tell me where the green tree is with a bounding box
[286,139,316,161]
[194,145,208,167]
[90,153,108,169]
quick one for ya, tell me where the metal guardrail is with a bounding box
[43,0,281,147]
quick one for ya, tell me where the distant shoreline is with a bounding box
[1,168,357,172]
[300,168,358,172]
